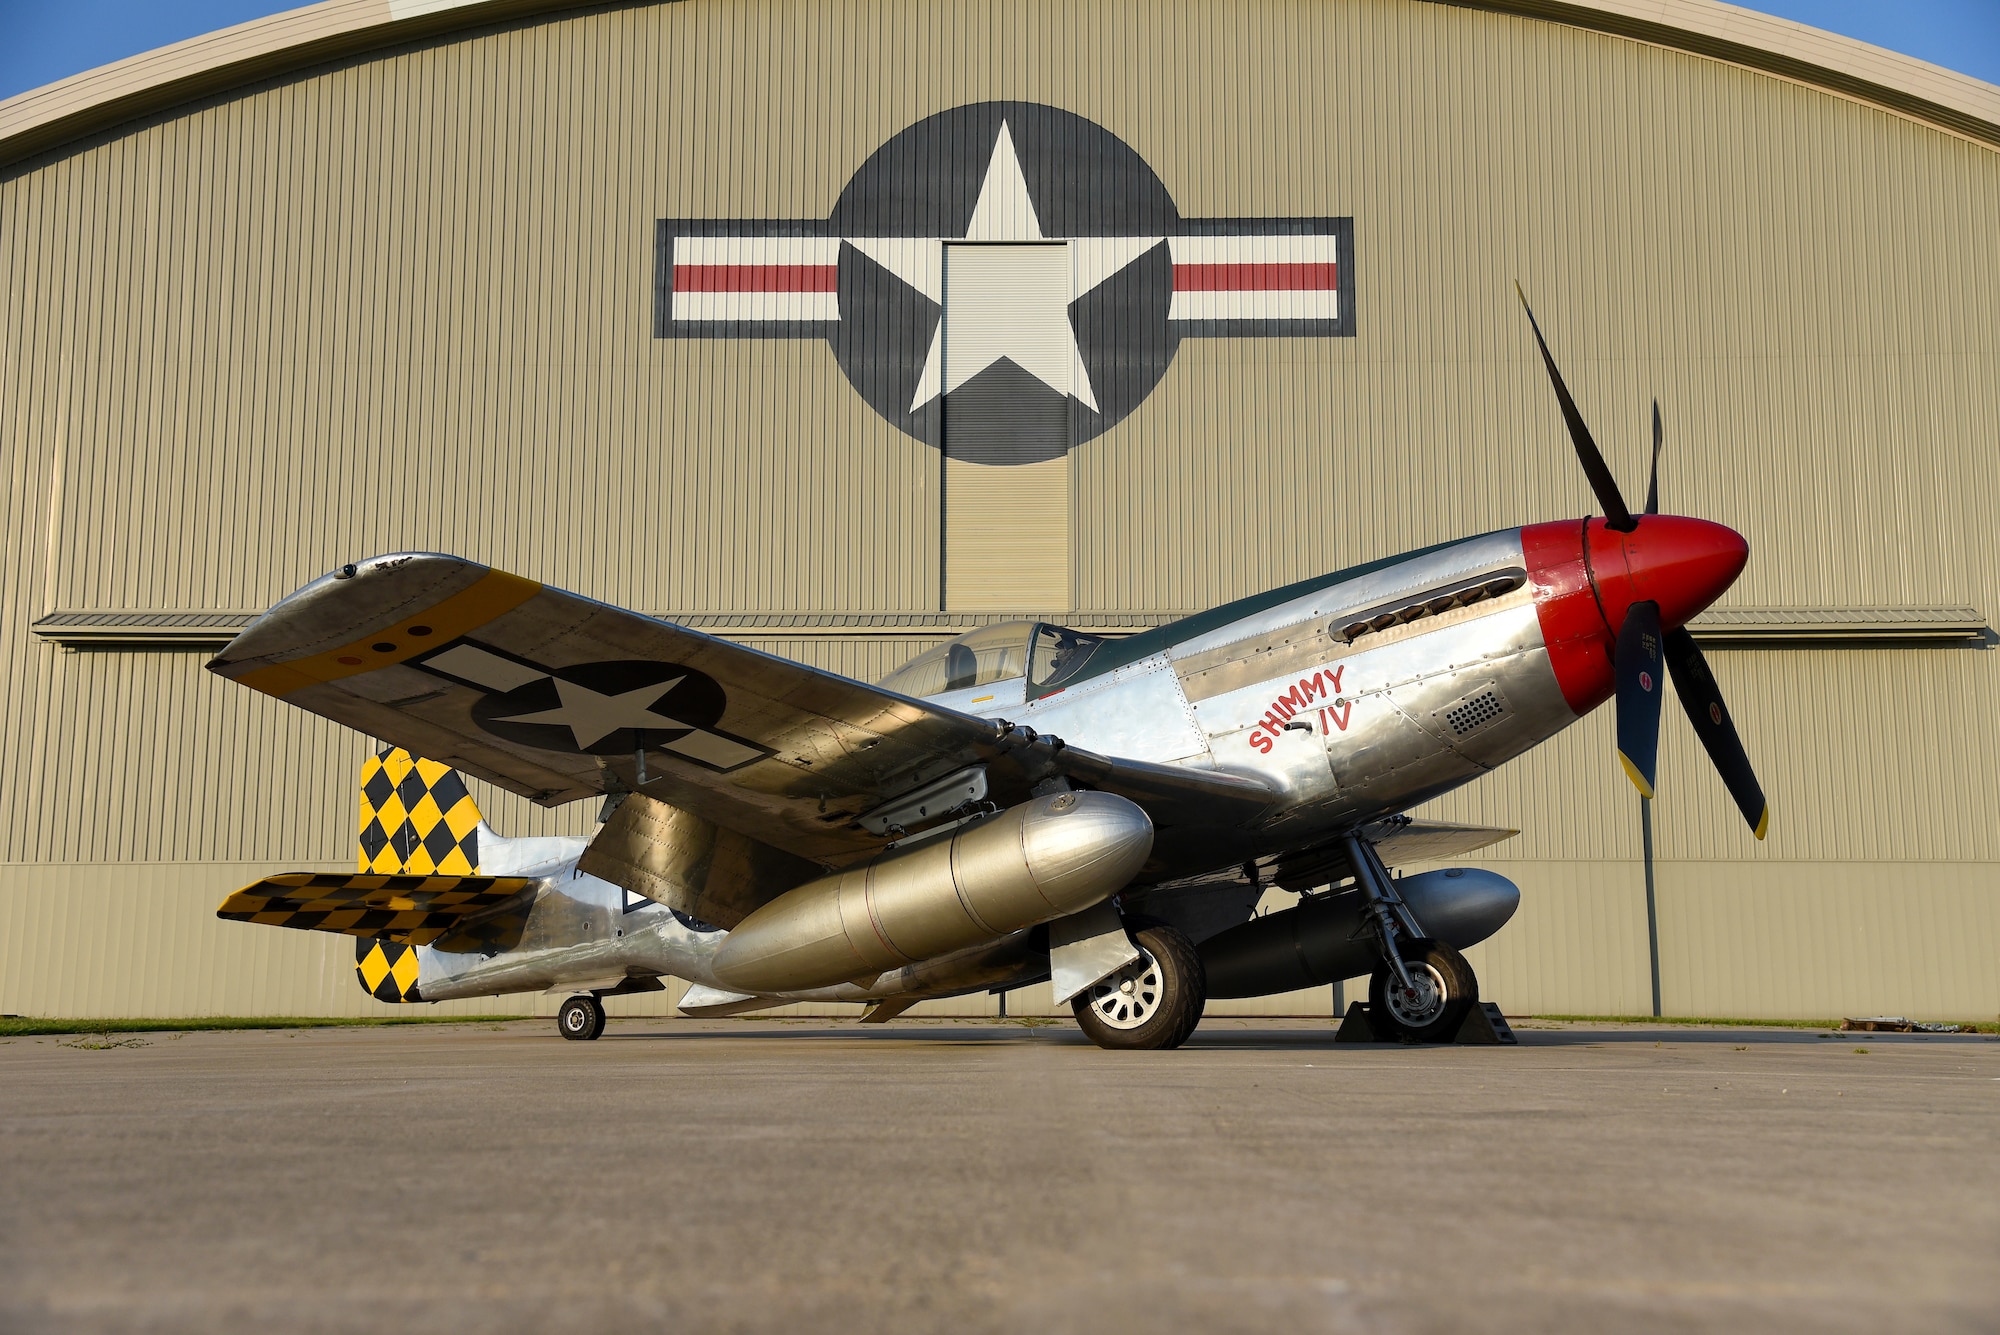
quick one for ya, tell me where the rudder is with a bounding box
[356,745,481,1004]
[358,746,483,874]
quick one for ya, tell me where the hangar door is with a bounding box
[941,242,1074,612]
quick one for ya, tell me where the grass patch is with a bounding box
[1533,1014,1843,1030]
[0,1015,530,1038]
[60,1033,151,1049]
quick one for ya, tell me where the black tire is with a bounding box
[1071,917,1206,1051]
[1367,938,1477,1043]
[558,995,603,1041]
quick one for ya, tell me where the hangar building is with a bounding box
[1,0,1996,1021]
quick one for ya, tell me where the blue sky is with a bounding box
[1,0,1997,103]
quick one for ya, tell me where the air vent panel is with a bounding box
[1436,683,1512,740]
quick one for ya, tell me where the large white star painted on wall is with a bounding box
[845,122,1162,414]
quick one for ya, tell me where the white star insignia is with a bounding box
[845,120,1162,413]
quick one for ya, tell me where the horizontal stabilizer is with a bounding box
[217,872,537,948]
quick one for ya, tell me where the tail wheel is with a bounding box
[1071,918,1206,1051]
[558,995,605,1041]
[1367,938,1477,1043]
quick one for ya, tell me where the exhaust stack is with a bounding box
[710,792,1154,993]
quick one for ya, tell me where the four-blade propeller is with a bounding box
[1515,285,1770,840]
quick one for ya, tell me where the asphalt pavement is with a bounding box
[2,1017,1995,1333]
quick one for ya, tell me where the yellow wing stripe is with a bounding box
[234,569,541,697]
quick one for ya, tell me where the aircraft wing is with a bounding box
[217,872,537,951]
[1267,819,1519,890]
[209,553,1280,866]
[1372,819,1520,865]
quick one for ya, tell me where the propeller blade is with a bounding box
[1663,627,1770,839]
[1646,400,1662,516]
[1615,600,1664,798]
[1514,283,1635,530]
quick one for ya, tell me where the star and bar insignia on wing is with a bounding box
[411,640,771,772]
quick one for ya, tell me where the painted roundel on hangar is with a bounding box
[655,102,1354,463]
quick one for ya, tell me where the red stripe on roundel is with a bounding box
[1172,262,1338,292]
[674,264,838,293]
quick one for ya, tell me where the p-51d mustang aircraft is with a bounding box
[210,295,1768,1049]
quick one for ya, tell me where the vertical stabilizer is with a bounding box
[358,746,483,874]
[354,745,485,1003]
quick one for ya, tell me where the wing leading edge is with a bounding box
[209,553,1279,868]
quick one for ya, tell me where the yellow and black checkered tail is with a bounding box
[356,939,424,1003]
[358,746,484,875]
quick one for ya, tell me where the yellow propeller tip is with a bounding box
[1617,752,1655,800]
[1754,807,1770,841]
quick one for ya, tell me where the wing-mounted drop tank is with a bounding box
[709,792,1154,994]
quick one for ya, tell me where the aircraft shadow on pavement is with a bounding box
[589,1022,1996,1050]
[1498,1027,1995,1047]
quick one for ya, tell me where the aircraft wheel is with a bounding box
[1367,939,1476,1043]
[558,994,605,1041]
[1071,918,1206,1051]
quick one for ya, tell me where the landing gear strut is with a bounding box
[1342,833,1479,1041]
[558,994,606,1041]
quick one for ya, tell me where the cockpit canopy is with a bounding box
[879,622,1031,697]
[879,621,1109,699]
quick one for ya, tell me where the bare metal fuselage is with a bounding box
[975,527,1565,860]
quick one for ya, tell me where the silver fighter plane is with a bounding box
[210,296,1768,1049]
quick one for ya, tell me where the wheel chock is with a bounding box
[1334,1001,1383,1042]
[1333,1001,1518,1044]
[1452,1002,1517,1045]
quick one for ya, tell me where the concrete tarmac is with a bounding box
[2,1017,1995,1334]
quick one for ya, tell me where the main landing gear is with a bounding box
[1071,917,1207,1051]
[1064,831,1482,1052]
[1344,834,1479,1042]
[558,993,606,1041]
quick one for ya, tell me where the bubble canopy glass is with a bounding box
[879,622,1107,699]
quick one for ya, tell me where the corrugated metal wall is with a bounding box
[2,0,1996,1020]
